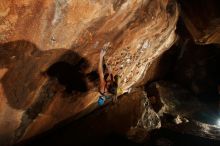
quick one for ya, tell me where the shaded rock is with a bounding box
[146,81,220,140]
[155,137,173,146]
[19,89,160,145]
[179,0,220,44]
[146,81,203,118]
[127,90,161,143]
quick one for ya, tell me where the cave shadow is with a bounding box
[0,40,94,110]
[46,51,89,94]
[172,42,220,124]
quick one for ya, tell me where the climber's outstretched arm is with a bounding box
[98,49,106,94]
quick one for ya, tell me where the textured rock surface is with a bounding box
[0,0,179,145]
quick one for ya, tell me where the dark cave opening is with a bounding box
[170,42,220,124]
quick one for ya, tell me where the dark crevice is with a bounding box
[145,83,164,113]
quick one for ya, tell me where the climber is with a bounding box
[98,48,107,95]
[97,46,121,105]
[97,48,110,106]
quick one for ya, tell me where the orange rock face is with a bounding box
[0,0,179,145]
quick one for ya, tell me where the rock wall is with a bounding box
[0,0,179,145]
